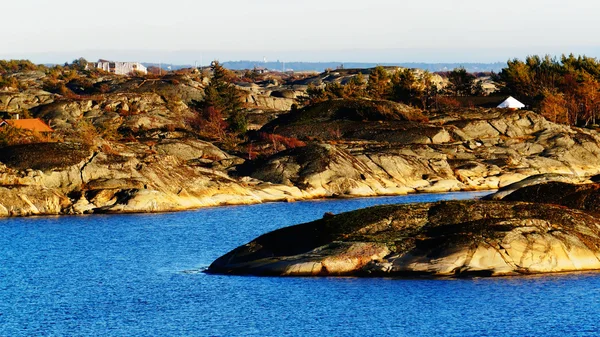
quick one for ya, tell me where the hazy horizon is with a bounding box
[3,0,600,65]
[3,47,600,67]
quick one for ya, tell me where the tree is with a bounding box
[494,58,536,104]
[389,68,426,107]
[419,72,440,110]
[367,66,390,99]
[574,72,600,125]
[200,61,246,133]
[71,57,89,71]
[446,67,475,96]
[343,73,366,98]
[493,54,600,126]
[540,90,569,124]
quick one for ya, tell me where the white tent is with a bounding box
[497,96,525,109]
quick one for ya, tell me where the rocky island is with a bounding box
[208,180,600,277]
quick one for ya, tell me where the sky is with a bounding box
[2,0,600,64]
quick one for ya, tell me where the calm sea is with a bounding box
[1,191,600,336]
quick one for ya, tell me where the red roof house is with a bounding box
[0,118,54,132]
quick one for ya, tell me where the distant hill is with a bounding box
[221,61,507,73]
[141,62,193,71]
[38,61,505,73]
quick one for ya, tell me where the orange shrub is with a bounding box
[436,96,461,110]
[258,132,306,149]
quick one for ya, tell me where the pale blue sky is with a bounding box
[2,0,600,64]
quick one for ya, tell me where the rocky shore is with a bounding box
[2,101,600,216]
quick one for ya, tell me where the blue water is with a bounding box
[1,191,600,336]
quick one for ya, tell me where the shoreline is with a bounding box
[0,185,496,219]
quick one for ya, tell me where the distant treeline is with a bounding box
[222,61,507,73]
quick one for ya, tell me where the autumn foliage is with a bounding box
[258,132,306,149]
[496,54,600,125]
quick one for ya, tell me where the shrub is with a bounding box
[0,125,47,147]
[258,132,306,149]
[227,110,248,134]
[436,96,462,110]
[188,106,227,141]
[0,76,18,90]
[0,60,40,74]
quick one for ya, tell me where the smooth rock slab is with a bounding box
[208,200,600,277]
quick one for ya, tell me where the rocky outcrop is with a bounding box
[0,89,57,113]
[289,68,446,90]
[112,75,205,104]
[487,180,600,216]
[5,65,600,219]
[35,92,194,132]
[483,174,589,200]
[251,107,600,197]
[0,139,309,217]
[236,82,302,112]
[243,93,295,111]
[251,143,435,196]
[260,98,429,142]
[208,200,600,277]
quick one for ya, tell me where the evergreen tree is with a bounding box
[390,68,419,105]
[367,66,390,99]
[201,61,246,133]
[446,67,476,96]
[343,73,366,98]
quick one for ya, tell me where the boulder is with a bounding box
[243,93,296,111]
[0,90,56,112]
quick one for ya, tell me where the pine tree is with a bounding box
[343,73,366,98]
[390,68,419,105]
[201,61,246,133]
[447,67,476,96]
[367,66,390,99]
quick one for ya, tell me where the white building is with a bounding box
[497,96,525,110]
[93,59,147,75]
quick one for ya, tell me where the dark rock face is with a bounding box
[208,200,600,277]
[483,174,586,200]
[260,98,430,143]
[499,181,600,215]
[0,143,92,171]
